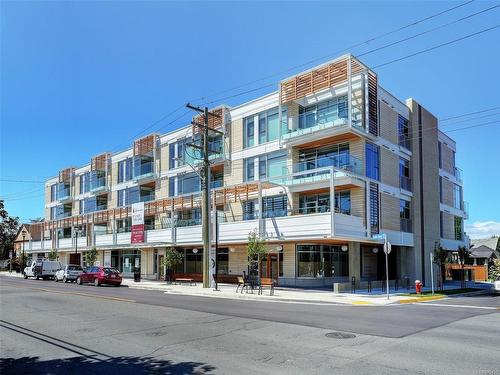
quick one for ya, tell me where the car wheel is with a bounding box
[63,276,67,283]
[114,283,121,287]
[23,274,28,279]
[55,276,59,282]
[36,275,39,280]
[77,277,82,285]
[94,278,100,287]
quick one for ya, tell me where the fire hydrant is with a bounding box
[415,280,423,294]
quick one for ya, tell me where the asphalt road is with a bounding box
[1,276,499,374]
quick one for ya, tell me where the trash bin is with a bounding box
[134,267,141,282]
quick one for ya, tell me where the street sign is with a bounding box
[384,241,392,255]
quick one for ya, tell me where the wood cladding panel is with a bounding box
[134,134,156,156]
[91,153,110,171]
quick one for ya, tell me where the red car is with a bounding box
[76,266,122,287]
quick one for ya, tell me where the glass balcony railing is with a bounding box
[282,111,348,141]
[133,161,154,180]
[293,153,363,176]
[400,218,413,233]
[463,201,469,218]
[454,167,463,182]
[90,176,106,191]
[56,187,71,201]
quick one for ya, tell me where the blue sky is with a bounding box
[1,1,499,237]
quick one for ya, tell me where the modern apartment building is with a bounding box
[24,54,468,288]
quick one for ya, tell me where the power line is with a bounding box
[440,106,500,122]
[373,24,500,69]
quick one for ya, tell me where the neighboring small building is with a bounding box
[13,224,43,260]
[469,237,499,266]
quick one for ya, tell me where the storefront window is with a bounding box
[217,248,229,275]
[185,249,202,273]
[296,244,348,278]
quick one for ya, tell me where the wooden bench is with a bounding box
[258,278,276,296]
[235,276,249,293]
[174,278,196,286]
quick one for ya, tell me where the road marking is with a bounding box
[416,302,499,310]
[1,282,136,303]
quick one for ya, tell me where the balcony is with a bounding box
[282,111,348,143]
[133,157,155,182]
[56,187,71,202]
[400,218,413,233]
[463,201,469,219]
[454,167,463,182]
[90,172,107,193]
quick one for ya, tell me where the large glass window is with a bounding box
[262,195,287,218]
[298,95,348,129]
[79,172,90,194]
[365,142,380,180]
[185,249,203,273]
[453,184,462,210]
[217,248,229,275]
[258,152,287,180]
[400,199,412,233]
[244,158,255,181]
[296,244,348,278]
[243,116,255,148]
[79,196,107,214]
[243,200,257,221]
[398,115,411,150]
[50,184,57,202]
[117,186,154,207]
[118,158,133,183]
[298,191,351,215]
[179,172,200,195]
[298,143,350,172]
[399,158,411,191]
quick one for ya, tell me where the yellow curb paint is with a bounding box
[399,295,445,304]
[351,301,373,305]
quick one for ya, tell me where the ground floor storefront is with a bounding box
[34,241,415,287]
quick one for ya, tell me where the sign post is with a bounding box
[384,237,392,300]
[131,202,145,244]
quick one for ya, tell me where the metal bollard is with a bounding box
[351,276,356,293]
[368,280,372,293]
[394,279,399,291]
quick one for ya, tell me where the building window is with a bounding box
[118,158,133,183]
[365,142,380,180]
[400,199,412,233]
[79,196,107,215]
[369,182,379,234]
[50,184,57,202]
[258,151,287,180]
[243,200,257,220]
[454,216,463,240]
[298,95,348,129]
[262,195,287,218]
[244,158,255,181]
[296,244,348,278]
[399,158,411,191]
[298,191,351,215]
[117,186,154,207]
[178,172,200,195]
[79,172,90,194]
[398,115,411,150]
[185,248,203,273]
[117,218,131,233]
[243,116,254,148]
[453,184,462,210]
[298,143,350,172]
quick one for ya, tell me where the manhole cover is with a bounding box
[325,332,356,339]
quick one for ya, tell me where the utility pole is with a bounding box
[186,103,222,288]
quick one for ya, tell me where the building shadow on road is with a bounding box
[0,356,216,375]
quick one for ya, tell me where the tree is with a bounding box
[48,248,58,261]
[433,243,449,285]
[247,230,267,277]
[489,259,500,281]
[86,247,98,267]
[457,246,470,288]
[0,200,20,260]
[161,247,184,283]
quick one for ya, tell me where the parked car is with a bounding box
[76,266,122,287]
[55,264,83,283]
[492,280,500,295]
[24,260,61,280]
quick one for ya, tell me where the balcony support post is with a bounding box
[258,182,264,238]
[112,219,117,245]
[330,168,335,237]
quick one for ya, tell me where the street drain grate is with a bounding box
[325,332,356,339]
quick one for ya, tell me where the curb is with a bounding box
[398,295,445,304]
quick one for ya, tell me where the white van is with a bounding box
[24,260,62,280]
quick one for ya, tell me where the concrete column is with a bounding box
[348,242,361,283]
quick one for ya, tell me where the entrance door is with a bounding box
[260,253,279,279]
[69,253,81,265]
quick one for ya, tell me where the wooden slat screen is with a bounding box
[58,167,74,183]
[192,107,224,135]
[368,71,378,136]
[133,134,156,156]
[91,153,110,171]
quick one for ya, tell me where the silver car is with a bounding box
[55,264,83,283]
